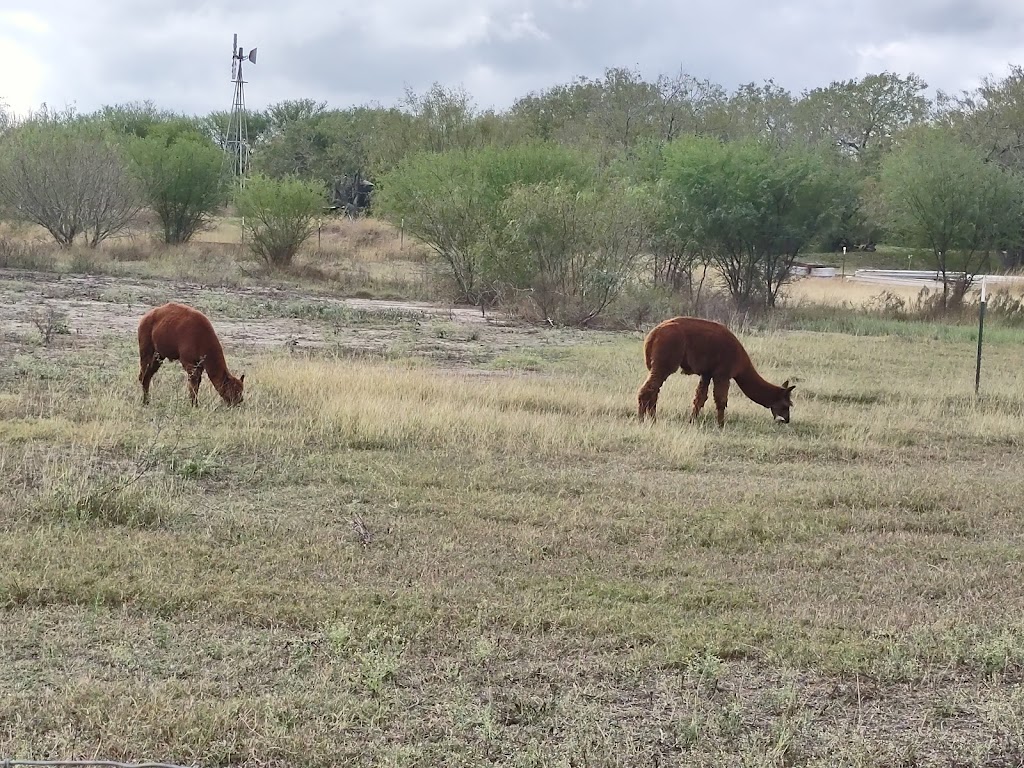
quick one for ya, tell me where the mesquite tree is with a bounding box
[0,113,141,246]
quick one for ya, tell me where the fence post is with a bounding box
[975,277,987,395]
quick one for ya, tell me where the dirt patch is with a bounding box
[0,269,602,372]
[0,269,498,352]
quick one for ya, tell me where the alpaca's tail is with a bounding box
[643,329,656,371]
[137,316,155,366]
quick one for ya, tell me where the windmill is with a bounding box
[225,34,257,185]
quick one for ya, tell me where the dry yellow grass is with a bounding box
[0,214,440,300]
[786,274,1024,307]
[6,224,1024,764]
[786,276,923,305]
[3,273,1024,765]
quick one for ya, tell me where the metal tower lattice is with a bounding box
[225,34,257,185]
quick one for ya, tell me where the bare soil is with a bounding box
[0,269,493,350]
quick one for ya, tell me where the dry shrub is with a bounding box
[598,283,758,332]
[315,216,418,264]
[29,303,70,344]
[285,261,335,283]
[104,240,159,262]
[0,238,57,270]
[575,284,675,331]
[864,290,910,319]
[983,290,1024,326]
[862,288,951,321]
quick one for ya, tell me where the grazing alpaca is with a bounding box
[137,302,245,407]
[637,316,794,427]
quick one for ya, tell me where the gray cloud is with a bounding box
[2,0,1023,117]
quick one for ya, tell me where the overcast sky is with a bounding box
[3,0,1024,118]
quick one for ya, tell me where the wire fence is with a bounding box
[1,761,196,768]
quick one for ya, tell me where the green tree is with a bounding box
[129,127,225,243]
[250,106,419,192]
[373,149,485,302]
[937,66,1024,172]
[654,71,727,142]
[264,99,328,136]
[499,179,650,325]
[0,97,13,135]
[722,80,799,146]
[202,109,272,151]
[373,143,595,303]
[937,66,1024,267]
[797,72,930,165]
[878,126,1024,306]
[0,111,141,246]
[400,83,483,154]
[234,174,326,267]
[662,137,842,310]
[508,68,726,152]
[95,100,184,139]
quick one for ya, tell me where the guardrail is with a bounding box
[852,269,1023,284]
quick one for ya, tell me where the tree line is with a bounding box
[2,66,1024,321]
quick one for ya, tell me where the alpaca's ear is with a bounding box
[239,373,245,385]
[782,379,790,388]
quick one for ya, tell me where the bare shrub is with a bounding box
[908,287,952,320]
[983,290,1024,326]
[105,240,156,262]
[0,111,142,247]
[864,290,908,319]
[29,304,70,344]
[598,283,681,331]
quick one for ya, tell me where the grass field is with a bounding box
[3,228,1024,766]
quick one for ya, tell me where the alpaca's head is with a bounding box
[223,373,245,406]
[770,380,796,423]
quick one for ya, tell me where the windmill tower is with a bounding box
[225,34,257,185]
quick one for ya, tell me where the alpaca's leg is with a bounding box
[184,360,205,407]
[690,374,712,422]
[637,369,670,422]
[712,376,731,428]
[139,354,162,405]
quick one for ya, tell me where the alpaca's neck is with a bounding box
[203,351,234,395]
[734,366,785,408]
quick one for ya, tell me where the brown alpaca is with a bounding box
[637,316,794,427]
[137,302,245,407]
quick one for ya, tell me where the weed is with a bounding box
[28,303,70,344]
[170,448,222,480]
[355,627,406,697]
